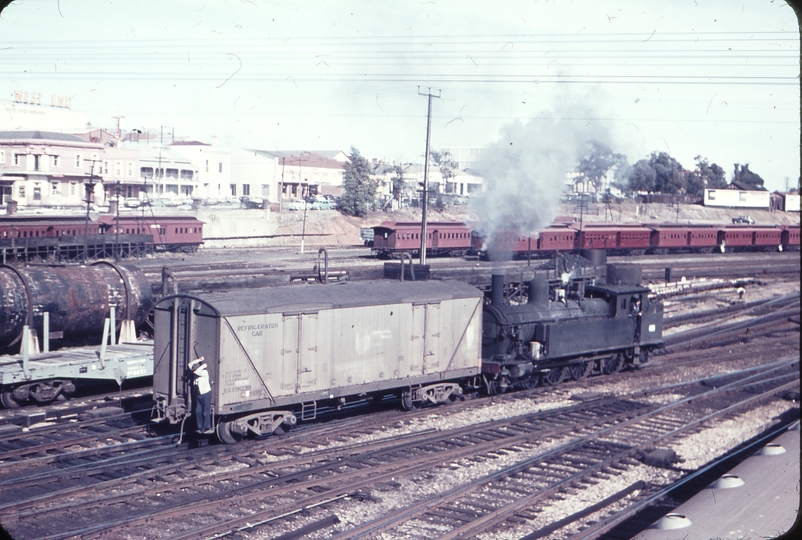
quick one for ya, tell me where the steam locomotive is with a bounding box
[152,264,663,443]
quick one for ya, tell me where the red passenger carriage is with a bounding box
[780,225,800,251]
[372,221,472,258]
[97,214,204,253]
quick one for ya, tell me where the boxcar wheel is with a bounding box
[401,389,418,411]
[1,388,21,409]
[217,420,244,444]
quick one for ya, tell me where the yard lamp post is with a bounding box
[299,152,311,254]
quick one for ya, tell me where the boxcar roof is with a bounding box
[162,279,483,316]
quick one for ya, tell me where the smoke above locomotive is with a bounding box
[470,111,612,260]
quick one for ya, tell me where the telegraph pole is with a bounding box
[418,86,441,265]
[82,159,102,262]
[112,116,124,139]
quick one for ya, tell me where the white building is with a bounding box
[0,130,104,208]
[169,140,231,200]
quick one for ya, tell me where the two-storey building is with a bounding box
[0,130,104,208]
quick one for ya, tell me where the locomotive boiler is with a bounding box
[481,264,663,392]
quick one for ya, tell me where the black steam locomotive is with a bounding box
[481,264,663,393]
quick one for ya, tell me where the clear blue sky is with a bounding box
[1,0,798,191]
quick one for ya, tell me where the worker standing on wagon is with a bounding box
[188,356,213,434]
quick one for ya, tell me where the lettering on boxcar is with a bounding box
[236,323,279,332]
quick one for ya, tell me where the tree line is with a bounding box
[576,141,766,197]
[338,142,773,217]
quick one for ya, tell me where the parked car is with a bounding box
[732,216,755,224]
[310,201,333,210]
[239,196,265,210]
[285,199,306,211]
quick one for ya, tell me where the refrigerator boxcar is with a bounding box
[152,279,483,443]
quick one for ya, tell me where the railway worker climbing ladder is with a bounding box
[188,356,213,434]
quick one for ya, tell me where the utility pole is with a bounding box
[82,159,102,262]
[279,157,285,212]
[417,86,441,265]
[112,116,124,139]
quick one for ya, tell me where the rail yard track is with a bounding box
[135,250,800,293]
[0,330,796,539]
[0,251,797,540]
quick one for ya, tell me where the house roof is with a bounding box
[730,180,767,191]
[0,130,89,143]
[170,140,211,146]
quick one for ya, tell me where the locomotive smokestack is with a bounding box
[491,274,505,305]
[528,277,549,306]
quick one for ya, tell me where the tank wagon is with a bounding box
[152,280,483,443]
[0,262,152,352]
[0,262,154,407]
[481,264,664,393]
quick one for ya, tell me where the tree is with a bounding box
[625,159,657,193]
[649,152,685,194]
[391,165,406,201]
[576,141,627,192]
[694,156,727,189]
[431,150,457,193]
[732,163,765,189]
[339,147,377,217]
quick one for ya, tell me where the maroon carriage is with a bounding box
[372,221,471,257]
[537,227,578,252]
[97,214,204,253]
[575,227,619,250]
[780,225,800,251]
[717,226,757,252]
[0,216,101,240]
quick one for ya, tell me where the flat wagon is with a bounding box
[152,280,483,442]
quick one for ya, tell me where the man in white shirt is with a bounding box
[188,356,213,434]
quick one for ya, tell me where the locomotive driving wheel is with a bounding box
[519,373,540,390]
[488,375,510,395]
[602,354,624,374]
[543,367,565,386]
[569,361,590,380]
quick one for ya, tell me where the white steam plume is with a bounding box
[470,111,610,260]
